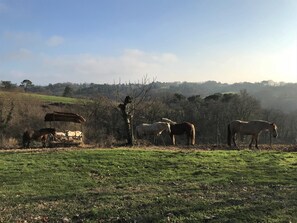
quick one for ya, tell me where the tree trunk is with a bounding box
[119,96,134,146]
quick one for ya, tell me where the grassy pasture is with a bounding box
[28,93,82,104]
[0,91,84,104]
[0,147,296,222]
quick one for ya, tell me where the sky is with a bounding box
[0,0,296,85]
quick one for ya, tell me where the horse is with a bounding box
[65,130,83,141]
[162,118,196,145]
[22,128,56,148]
[135,122,171,144]
[55,131,67,140]
[227,120,278,149]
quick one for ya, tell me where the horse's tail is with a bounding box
[227,124,231,146]
[190,124,195,145]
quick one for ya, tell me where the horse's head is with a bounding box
[165,122,171,133]
[270,123,278,138]
[157,122,171,134]
[49,128,56,135]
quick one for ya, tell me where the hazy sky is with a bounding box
[0,0,296,85]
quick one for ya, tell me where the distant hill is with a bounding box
[2,80,297,113]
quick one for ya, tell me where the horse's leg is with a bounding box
[26,140,30,148]
[255,135,259,149]
[188,132,194,145]
[232,133,237,148]
[22,139,27,148]
[42,139,46,148]
[249,136,254,149]
[23,137,30,148]
[23,133,30,148]
[161,135,166,146]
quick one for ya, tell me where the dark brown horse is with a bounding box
[162,118,195,145]
[22,128,56,148]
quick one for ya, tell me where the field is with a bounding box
[0,91,84,104]
[0,146,296,222]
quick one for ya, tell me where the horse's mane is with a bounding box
[161,118,177,124]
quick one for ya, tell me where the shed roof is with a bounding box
[44,112,86,123]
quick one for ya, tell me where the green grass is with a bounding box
[0,148,296,222]
[29,93,82,104]
[0,91,85,104]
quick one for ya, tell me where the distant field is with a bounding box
[28,93,83,104]
[0,91,85,104]
[0,147,296,222]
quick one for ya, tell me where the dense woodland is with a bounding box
[1,79,297,147]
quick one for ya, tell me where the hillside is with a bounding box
[16,80,297,113]
[0,91,85,105]
[1,80,297,147]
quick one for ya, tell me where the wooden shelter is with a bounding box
[44,112,86,147]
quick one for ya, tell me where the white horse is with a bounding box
[136,122,171,144]
[227,120,278,149]
[55,131,67,140]
[65,130,83,141]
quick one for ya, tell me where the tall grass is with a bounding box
[0,148,296,222]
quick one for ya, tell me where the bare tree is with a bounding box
[0,100,14,145]
[117,76,155,146]
[118,96,134,145]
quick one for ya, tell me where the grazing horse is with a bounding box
[162,118,196,145]
[65,130,83,141]
[22,128,56,148]
[135,122,171,144]
[227,120,278,149]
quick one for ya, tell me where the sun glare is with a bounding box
[278,45,297,82]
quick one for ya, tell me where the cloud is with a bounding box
[0,70,27,82]
[6,48,33,60]
[3,31,41,45]
[191,43,297,83]
[3,45,295,85]
[0,48,34,65]
[47,35,64,47]
[40,49,180,83]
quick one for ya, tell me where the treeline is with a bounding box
[2,79,297,113]
[1,85,297,148]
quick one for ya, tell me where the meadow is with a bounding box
[0,91,84,104]
[0,147,296,222]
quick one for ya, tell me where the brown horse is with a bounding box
[22,128,56,148]
[227,120,278,149]
[162,118,195,145]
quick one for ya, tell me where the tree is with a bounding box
[20,79,33,92]
[63,85,73,97]
[117,77,155,146]
[1,81,17,91]
[0,100,14,145]
[118,96,134,145]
